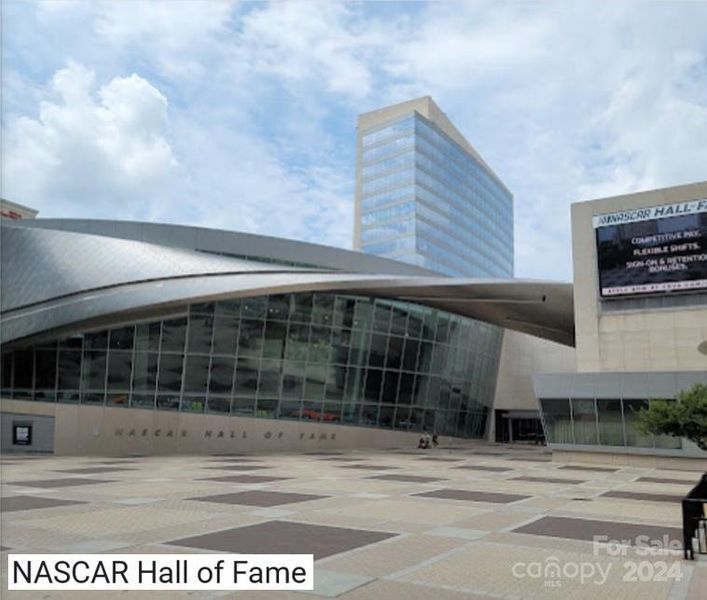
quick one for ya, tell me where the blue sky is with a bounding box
[3,1,707,280]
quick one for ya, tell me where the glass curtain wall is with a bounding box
[539,397,682,450]
[0,293,503,439]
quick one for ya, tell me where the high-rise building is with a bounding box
[354,96,513,278]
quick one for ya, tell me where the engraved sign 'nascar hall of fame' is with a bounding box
[593,199,707,298]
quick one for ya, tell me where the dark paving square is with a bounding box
[1,495,87,512]
[189,490,328,507]
[510,457,552,462]
[600,490,684,504]
[414,488,530,504]
[9,478,116,488]
[208,457,262,463]
[558,465,618,472]
[637,476,696,485]
[339,464,398,470]
[304,452,343,456]
[513,515,682,545]
[206,465,271,472]
[167,520,397,559]
[512,476,586,485]
[199,475,291,484]
[454,465,512,472]
[56,467,134,474]
[417,457,466,462]
[368,474,445,483]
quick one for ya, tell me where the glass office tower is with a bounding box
[355,96,513,278]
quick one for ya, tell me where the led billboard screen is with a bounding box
[594,199,707,297]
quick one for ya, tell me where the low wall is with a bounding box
[0,399,449,456]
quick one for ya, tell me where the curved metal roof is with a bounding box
[1,221,575,347]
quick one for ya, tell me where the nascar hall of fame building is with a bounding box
[0,98,705,466]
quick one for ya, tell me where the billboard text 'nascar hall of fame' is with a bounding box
[593,199,707,297]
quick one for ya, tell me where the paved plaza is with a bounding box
[1,444,705,599]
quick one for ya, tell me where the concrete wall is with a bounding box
[494,330,576,412]
[1,411,55,453]
[571,181,707,372]
[0,399,458,456]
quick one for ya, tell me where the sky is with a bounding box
[2,1,707,281]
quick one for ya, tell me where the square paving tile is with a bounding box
[166,520,397,559]
[512,515,682,545]
[512,475,586,484]
[600,490,683,503]
[199,475,291,484]
[414,488,530,504]
[339,464,398,471]
[453,465,511,472]
[367,474,445,483]
[205,465,271,471]
[558,464,618,472]
[7,478,116,488]
[189,490,328,507]
[55,467,134,474]
[637,476,696,485]
[0,495,87,512]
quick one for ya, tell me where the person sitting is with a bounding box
[418,435,429,449]
[432,434,439,447]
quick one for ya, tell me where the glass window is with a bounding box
[258,360,282,396]
[571,399,598,445]
[107,351,132,391]
[191,302,214,315]
[182,395,205,413]
[158,353,183,392]
[110,326,134,350]
[216,298,241,317]
[211,316,239,355]
[238,320,264,357]
[291,294,313,323]
[304,365,326,401]
[255,398,277,418]
[597,399,624,446]
[131,393,155,409]
[266,295,290,321]
[81,392,104,405]
[232,396,255,416]
[59,335,83,349]
[364,369,382,402]
[206,396,231,414]
[107,392,129,407]
[369,333,388,368]
[242,297,266,319]
[282,367,304,400]
[325,366,345,401]
[156,394,180,411]
[208,356,235,395]
[135,322,160,353]
[623,399,654,447]
[13,349,33,390]
[57,349,82,392]
[233,358,259,396]
[361,404,379,426]
[1,352,12,391]
[82,350,107,391]
[385,336,403,370]
[34,348,56,391]
[132,353,157,394]
[161,318,187,352]
[263,321,287,359]
[308,327,331,364]
[187,314,214,354]
[85,331,108,350]
[312,294,334,325]
[279,400,303,420]
[183,355,210,393]
[540,398,573,444]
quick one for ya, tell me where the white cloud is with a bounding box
[2,62,177,218]
[4,1,707,280]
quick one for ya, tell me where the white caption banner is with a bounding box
[8,554,314,591]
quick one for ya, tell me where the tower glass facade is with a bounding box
[358,112,513,278]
